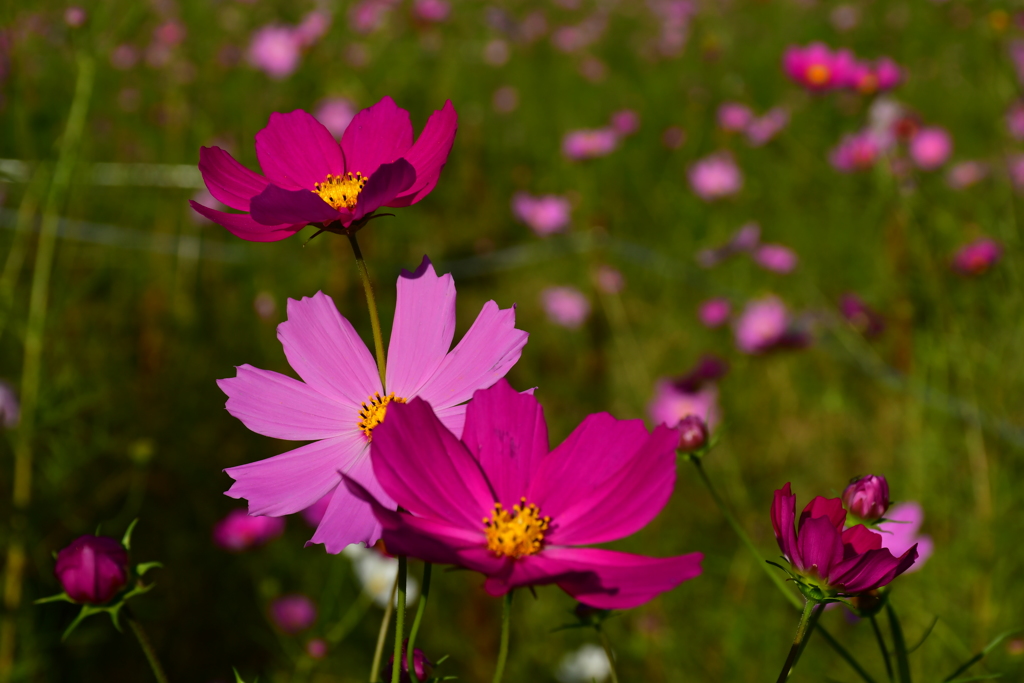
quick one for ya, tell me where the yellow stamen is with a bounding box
[313,172,368,210]
[483,497,550,559]
[806,64,831,86]
[357,392,406,441]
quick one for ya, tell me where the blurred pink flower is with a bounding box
[662,126,685,149]
[294,11,331,48]
[951,238,1001,276]
[492,86,518,114]
[154,21,186,47]
[64,7,87,27]
[248,25,301,79]
[610,109,640,136]
[414,0,450,23]
[1009,39,1024,86]
[1010,154,1024,190]
[946,161,988,190]
[301,491,333,528]
[648,355,727,429]
[270,594,317,634]
[909,127,952,170]
[1007,101,1024,141]
[306,638,328,659]
[698,298,731,328]
[595,265,624,295]
[830,130,883,172]
[512,192,571,236]
[188,188,228,225]
[753,244,798,273]
[541,286,590,329]
[0,380,19,429]
[483,39,509,66]
[688,152,742,200]
[253,291,277,320]
[110,44,139,70]
[746,107,789,147]
[314,98,357,138]
[830,4,859,31]
[734,296,791,354]
[350,0,392,35]
[562,128,619,160]
[846,57,902,94]
[783,42,853,92]
[717,102,753,132]
[213,508,285,552]
[877,502,933,573]
[839,293,885,337]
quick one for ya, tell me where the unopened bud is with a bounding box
[842,475,890,521]
[54,535,129,604]
[676,414,709,452]
[382,641,433,683]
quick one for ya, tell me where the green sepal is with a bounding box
[56,581,156,641]
[232,666,258,683]
[121,518,139,550]
[34,592,74,605]
[136,561,163,577]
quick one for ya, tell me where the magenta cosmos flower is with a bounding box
[952,238,1002,276]
[219,257,528,552]
[783,43,854,92]
[270,594,317,634]
[771,483,918,595]
[877,502,933,573]
[190,97,457,242]
[212,508,285,551]
[909,126,952,170]
[347,381,704,609]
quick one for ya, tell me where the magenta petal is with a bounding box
[277,292,382,407]
[371,398,496,529]
[199,146,269,211]
[249,184,341,226]
[255,110,344,190]
[841,524,883,557]
[309,447,395,552]
[799,496,847,531]
[225,431,364,516]
[416,302,528,409]
[351,159,416,221]
[384,256,456,398]
[458,381,549,510]
[188,201,303,242]
[391,100,458,207]
[831,545,918,593]
[771,483,800,566]
[796,516,844,578]
[217,365,350,440]
[340,96,414,176]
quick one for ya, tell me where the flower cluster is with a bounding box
[784,42,902,94]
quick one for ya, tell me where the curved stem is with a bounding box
[369,575,398,683]
[127,612,170,683]
[491,591,514,683]
[406,563,432,683]
[776,600,819,683]
[870,615,895,682]
[596,627,620,683]
[391,556,407,683]
[346,232,387,390]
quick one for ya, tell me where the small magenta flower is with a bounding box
[952,238,1002,276]
[771,483,918,596]
[675,415,709,453]
[306,638,328,659]
[717,102,753,132]
[413,0,450,23]
[562,128,619,160]
[541,286,591,329]
[698,298,731,328]
[64,7,87,27]
[783,43,852,92]
[0,380,19,428]
[830,130,883,172]
[1007,102,1024,141]
[753,244,798,273]
[877,503,933,573]
[688,152,742,200]
[191,97,457,241]
[212,508,285,551]
[909,127,952,170]
[846,57,902,94]
[839,293,885,337]
[947,161,988,190]
[383,644,433,683]
[512,192,571,236]
[842,475,890,521]
[734,296,789,354]
[54,536,130,605]
[270,594,317,634]
[610,109,640,137]
[746,107,789,147]
[648,355,726,431]
[347,381,704,609]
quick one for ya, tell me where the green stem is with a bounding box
[491,591,514,683]
[325,591,373,645]
[406,563,432,683]
[886,602,912,683]
[347,232,387,390]
[369,575,398,683]
[596,627,620,683]
[776,600,819,683]
[871,615,895,682]
[391,556,407,683]
[127,614,170,683]
[816,626,879,683]
[0,164,48,344]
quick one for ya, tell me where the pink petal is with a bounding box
[277,292,382,407]
[255,110,344,190]
[225,431,365,516]
[391,100,458,207]
[831,545,918,593]
[416,302,528,409]
[188,201,303,242]
[771,483,800,566]
[434,403,467,438]
[799,495,847,531]
[459,380,549,510]
[384,256,456,398]
[535,420,678,546]
[340,96,414,177]
[309,447,394,552]
[796,516,844,578]
[199,146,269,211]
[352,159,416,221]
[841,524,882,557]
[217,365,350,440]
[249,184,341,226]
[371,398,496,529]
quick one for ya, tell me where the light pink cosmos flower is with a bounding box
[294,11,331,48]
[512,192,571,236]
[909,127,952,170]
[753,244,798,273]
[212,508,286,552]
[219,257,528,553]
[717,102,753,132]
[314,97,357,138]
[746,107,789,147]
[830,130,883,172]
[190,97,457,241]
[347,381,704,608]
[248,25,301,79]
[541,286,590,329]
[648,355,724,431]
[946,161,988,190]
[698,298,731,328]
[414,0,451,23]
[877,502,933,573]
[688,152,742,200]
[734,295,789,354]
[562,128,619,160]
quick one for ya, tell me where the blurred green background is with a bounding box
[1,0,1023,681]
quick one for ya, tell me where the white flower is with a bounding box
[556,644,611,683]
[343,544,419,608]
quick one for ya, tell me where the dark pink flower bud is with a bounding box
[676,415,709,452]
[842,475,890,521]
[383,642,433,683]
[54,535,129,604]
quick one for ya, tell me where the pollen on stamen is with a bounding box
[312,171,368,211]
[483,497,550,559]
[357,392,406,441]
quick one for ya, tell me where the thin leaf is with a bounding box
[136,562,163,577]
[907,616,939,654]
[943,628,1024,682]
[121,518,139,550]
[944,675,1003,683]
[886,602,912,683]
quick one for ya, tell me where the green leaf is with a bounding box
[232,666,258,683]
[944,675,1003,683]
[886,602,912,683]
[942,628,1024,682]
[136,562,163,577]
[907,616,939,654]
[34,592,74,605]
[121,518,139,550]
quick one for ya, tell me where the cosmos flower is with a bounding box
[648,354,726,431]
[909,126,952,170]
[347,381,704,609]
[753,244,798,273]
[842,475,890,522]
[698,298,731,328]
[688,152,742,200]
[212,508,285,552]
[191,97,457,241]
[745,107,790,147]
[830,130,884,172]
[783,43,854,92]
[846,57,902,94]
[248,25,302,79]
[877,502,933,573]
[717,102,753,132]
[839,293,885,337]
[946,161,988,190]
[270,594,317,634]
[562,128,619,160]
[733,296,789,354]
[951,238,1001,276]
[512,192,572,236]
[219,257,527,552]
[541,286,591,329]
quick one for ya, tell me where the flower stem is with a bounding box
[776,600,820,683]
[596,627,620,683]
[369,574,398,683]
[491,591,514,683]
[346,232,387,390]
[127,612,170,683]
[870,615,895,682]
[406,563,432,683]
[391,556,407,683]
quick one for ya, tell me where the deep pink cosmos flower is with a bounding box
[213,508,286,551]
[54,536,130,604]
[190,97,457,242]
[346,381,704,609]
[771,483,918,595]
[846,57,902,94]
[610,109,640,137]
[698,298,731,328]
[734,296,789,353]
[839,293,885,337]
[219,257,527,552]
[877,502,933,573]
[783,43,853,92]
[512,192,572,236]
[270,594,317,634]
[952,238,1002,276]
[688,152,742,200]
[909,126,952,170]
[830,130,883,172]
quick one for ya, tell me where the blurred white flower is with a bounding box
[556,644,611,683]
[343,544,419,607]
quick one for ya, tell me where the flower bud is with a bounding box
[382,642,433,683]
[676,414,709,452]
[54,535,129,604]
[842,475,890,521]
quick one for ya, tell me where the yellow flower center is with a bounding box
[483,498,550,559]
[806,64,831,86]
[313,172,368,210]
[357,392,406,441]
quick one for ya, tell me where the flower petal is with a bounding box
[391,100,458,207]
[224,431,365,516]
[255,110,344,190]
[351,159,416,221]
[796,516,844,578]
[841,524,882,558]
[771,483,800,566]
[831,545,918,593]
[340,97,414,177]
[249,184,342,226]
[799,495,847,531]
[277,292,382,407]
[434,404,467,439]
[217,364,350,440]
[188,201,303,242]
[416,302,528,409]
[309,447,394,552]
[384,256,456,398]
[458,380,549,510]
[371,398,496,529]
[532,417,678,546]
[198,146,269,211]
